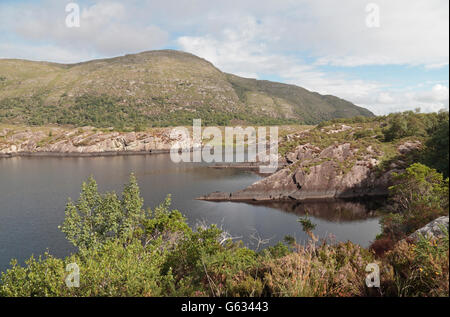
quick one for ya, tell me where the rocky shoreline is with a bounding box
[2,124,423,203]
[0,126,191,158]
[198,125,422,202]
[0,149,171,158]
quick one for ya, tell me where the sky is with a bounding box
[0,0,448,115]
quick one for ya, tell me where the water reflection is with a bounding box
[247,199,381,222]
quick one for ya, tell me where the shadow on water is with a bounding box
[198,198,384,250]
[246,198,384,223]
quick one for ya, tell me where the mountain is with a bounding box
[0,50,374,128]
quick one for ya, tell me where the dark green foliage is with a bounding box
[260,242,291,259]
[0,94,300,129]
[353,129,375,139]
[382,110,450,178]
[376,163,449,243]
[298,215,317,233]
[383,111,427,141]
[317,110,448,144]
[59,173,145,250]
[57,95,144,128]
[316,115,382,128]
[0,96,60,126]
[381,110,448,142]
[423,114,449,177]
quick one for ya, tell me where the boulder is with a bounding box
[398,141,421,154]
[409,216,449,241]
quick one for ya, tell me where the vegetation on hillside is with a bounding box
[0,50,373,128]
[0,94,299,129]
[279,110,449,178]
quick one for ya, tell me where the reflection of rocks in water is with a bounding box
[249,199,381,222]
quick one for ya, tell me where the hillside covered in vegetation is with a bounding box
[0,50,373,128]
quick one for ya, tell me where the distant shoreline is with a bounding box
[0,149,171,159]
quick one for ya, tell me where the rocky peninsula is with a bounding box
[199,122,423,202]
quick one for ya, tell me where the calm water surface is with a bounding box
[0,154,381,272]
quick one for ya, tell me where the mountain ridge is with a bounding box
[0,49,374,128]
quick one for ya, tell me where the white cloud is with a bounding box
[377,93,395,104]
[171,0,449,69]
[425,62,449,70]
[4,0,168,61]
[416,84,449,104]
[0,0,448,115]
[0,43,93,64]
[430,84,448,101]
[358,84,449,114]
[178,17,383,112]
[2,0,447,67]
[286,0,449,68]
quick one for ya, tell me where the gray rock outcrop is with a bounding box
[0,127,193,157]
[409,216,449,241]
[199,137,418,202]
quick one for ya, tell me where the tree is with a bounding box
[119,174,145,239]
[385,163,449,236]
[389,163,448,212]
[383,111,428,141]
[59,173,145,250]
[425,118,449,178]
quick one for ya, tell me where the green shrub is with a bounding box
[382,231,449,297]
[375,163,449,252]
[59,173,146,250]
[389,163,448,216]
[424,116,449,177]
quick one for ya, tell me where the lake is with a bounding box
[0,153,381,272]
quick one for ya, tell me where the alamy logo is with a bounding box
[365,3,380,28]
[365,263,380,288]
[65,262,80,288]
[65,3,80,28]
[169,119,279,173]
